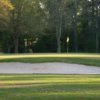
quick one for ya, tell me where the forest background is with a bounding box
[0,0,100,53]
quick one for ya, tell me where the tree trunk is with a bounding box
[14,32,19,53]
[56,13,62,53]
[73,0,78,52]
[57,36,61,53]
[95,0,99,52]
[91,0,99,52]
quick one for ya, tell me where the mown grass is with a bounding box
[0,54,100,100]
[0,53,100,66]
[0,74,100,100]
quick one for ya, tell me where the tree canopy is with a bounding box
[0,0,100,53]
[0,0,13,29]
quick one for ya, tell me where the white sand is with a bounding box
[0,62,100,74]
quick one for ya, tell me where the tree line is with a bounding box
[0,0,100,53]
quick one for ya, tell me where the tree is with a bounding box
[1,0,100,53]
[95,0,99,52]
[0,0,13,30]
[10,0,46,53]
[91,0,100,52]
[73,0,78,52]
[42,0,68,53]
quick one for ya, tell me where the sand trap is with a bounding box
[0,62,100,74]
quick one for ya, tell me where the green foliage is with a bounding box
[0,0,100,53]
[0,0,13,30]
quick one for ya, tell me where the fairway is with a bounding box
[0,74,100,100]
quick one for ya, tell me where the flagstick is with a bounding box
[67,42,69,53]
[66,37,69,53]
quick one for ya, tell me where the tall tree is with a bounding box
[73,0,78,52]
[94,0,99,52]
[42,0,67,53]
[90,0,100,52]
[10,0,45,53]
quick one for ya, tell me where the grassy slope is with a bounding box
[0,74,100,100]
[0,53,100,66]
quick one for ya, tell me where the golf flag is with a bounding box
[66,37,69,43]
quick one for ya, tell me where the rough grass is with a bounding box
[0,74,100,100]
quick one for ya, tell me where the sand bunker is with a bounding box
[0,62,100,74]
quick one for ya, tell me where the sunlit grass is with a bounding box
[0,53,100,59]
[0,74,100,100]
[0,78,100,85]
[0,74,100,86]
